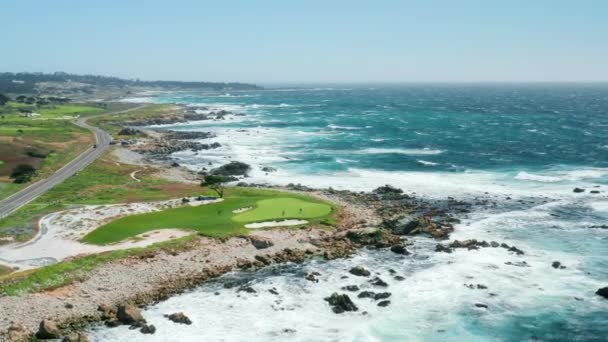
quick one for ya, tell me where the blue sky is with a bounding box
[1,0,607,83]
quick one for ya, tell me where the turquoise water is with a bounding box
[92,85,608,341]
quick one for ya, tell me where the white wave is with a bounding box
[336,158,359,164]
[515,171,563,183]
[370,138,385,142]
[359,148,444,155]
[119,96,156,103]
[515,169,608,183]
[417,160,439,166]
[327,124,364,130]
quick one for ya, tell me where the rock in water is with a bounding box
[117,304,146,325]
[377,300,391,307]
[596,286,608,299]
[63,332,90,342]
[390,244,411,255]
[573,187,585,193]
[36,319,60,339]
[165,312,193,325]
[324,293,358,313]
[349,266,371,277]
[140,324,156,334]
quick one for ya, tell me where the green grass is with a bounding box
[0,264,12,277]
[82,189,334,245]
[0,153,203,241]
[0,236,198,296]
[232,197,332,222]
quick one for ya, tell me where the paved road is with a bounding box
[0,105,146,219]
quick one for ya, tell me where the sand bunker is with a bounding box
[245,219,308,229]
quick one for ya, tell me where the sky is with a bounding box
[1,0,607,83]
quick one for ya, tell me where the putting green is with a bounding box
[232,197,332,222]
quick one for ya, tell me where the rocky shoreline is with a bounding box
[0,181,475,341]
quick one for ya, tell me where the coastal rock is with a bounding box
[358,291,376,299]
[342,285,360,291]
[250,236,274,249]
[349,266,371,277]
[596,287,608,299]
[165,312,193,325]
[573,188,585,193]
[118,127,140,135]
[166,130,215,140]
[370,277,389,287]
[374,292,392,300]
[117,304,146,325]
[345,228,400,248]
[36,319,60,339]
[211,161,251,176]
[7,324,29,341]
[63,332,90,342]
[238,285,257,293]
[140,324,156,334]
[305,271,321,282]
[390,244,410,255]
[98,303,116,320]
[552,261,566,269]
[261,166,277,172]
[377,300,391,307]
[474,303,488,309]
[324,293,358,313]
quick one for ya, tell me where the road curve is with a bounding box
[0,105,146,219]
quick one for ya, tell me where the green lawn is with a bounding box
[82,189,334,245]
[233,197,332,222]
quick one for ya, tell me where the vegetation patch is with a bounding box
[0,152,202,241]
[0,236,198,296]
[82,188,334,245]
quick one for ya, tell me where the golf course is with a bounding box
[82,188,334,245]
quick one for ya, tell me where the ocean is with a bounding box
[92,84,608,341]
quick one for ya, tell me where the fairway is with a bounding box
[81,189,334,245]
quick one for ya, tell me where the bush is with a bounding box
[10,164,36,183]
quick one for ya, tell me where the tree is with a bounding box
[201,175,230,198]
[10,164,36,184]
[0,93,9,106]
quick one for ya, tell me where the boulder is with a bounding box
[373,185,403,195]
[305,272,320,283]
[140,324,156,334]
[250,236,274,249]
[36,319,60,339]
[63,332,90,342]
[370,277,389,287]
[117,304,146,325]
[118,127,140,135]
[552,261,566,269]
[349,266,371,277]
[211,161,251,176]
[238,285,257,293]
[390,244,410,255]
[165,312,193,325]
[374,292,392,300]
[573,188,585,193]
[342,285,360,292]
[324,293,358,313]
[346,228,400,248]
[377,300,391,307]
[7,324,28,341]
[596,286,608,299]
[358,291,376,299]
